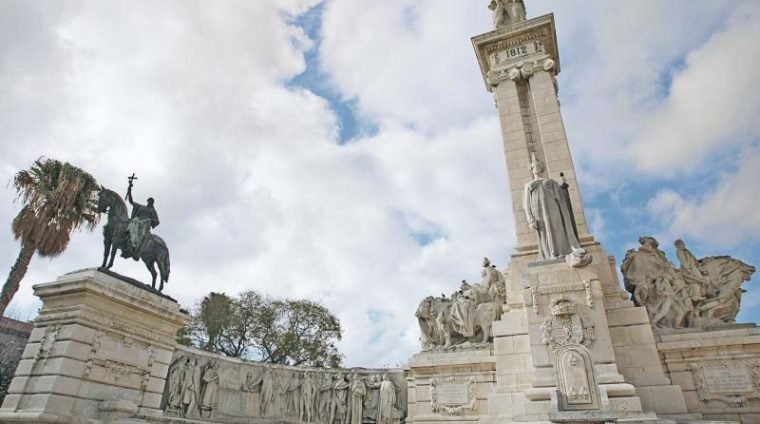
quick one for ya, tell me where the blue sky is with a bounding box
[1,0,759,367]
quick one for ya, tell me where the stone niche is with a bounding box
[0,268,189,424]
[161,346,407,424]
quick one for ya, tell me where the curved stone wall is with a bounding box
[162,346,407,424]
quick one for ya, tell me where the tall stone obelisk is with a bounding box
[471,6,692,423]
[472,13,592,258]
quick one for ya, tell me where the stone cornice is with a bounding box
[472,13,560,92]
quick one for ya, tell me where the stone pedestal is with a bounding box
[484,244,673,423]
[657,326,760,423]
[0,269,189,424]
[406,348,496,424]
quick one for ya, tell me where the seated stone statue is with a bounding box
[416,258,506,349]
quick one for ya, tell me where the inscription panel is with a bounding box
[490,41,545,66]
[435,384,469,405]
[703,367,753,394]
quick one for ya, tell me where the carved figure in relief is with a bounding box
[282,370,303,416]
[248,367,276,416]
[488,0,526,30]
[318,374,334,424]
[300,372,317,422]
[377,374,399,424]
[181,358,202,418]
[621,236,756,329]
[165,357,186,415]
[330,373,350,424]
[523,155,590,266]
[348,373,367,424]
[363,374,382,421]
[199,361,219,418]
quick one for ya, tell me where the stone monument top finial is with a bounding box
[488,0,527,31]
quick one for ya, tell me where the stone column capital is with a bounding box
[486,57,556,87]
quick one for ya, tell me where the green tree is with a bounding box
[199,292,233,351]
[0,159,100,317]
[190,290,343,367]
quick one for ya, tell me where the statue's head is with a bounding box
[482,257,491,267]
[529,154,544,177]
[383,373,390,381]
[639,236,659,249]
[147,197,155,206]
[460,280,471,289]
[674,239,685,248]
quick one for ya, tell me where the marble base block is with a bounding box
[0,269,189,424]
[657,326,760,423]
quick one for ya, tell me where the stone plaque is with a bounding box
[703,367,753,394]
[490,40,544,66]
[436,383,469,405]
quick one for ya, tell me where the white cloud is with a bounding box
[0,0,515,367]
[1,0,759,368]
[320,0,493,133]
[628,3,760,174]
[647,147,760,248]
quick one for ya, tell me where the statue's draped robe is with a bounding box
[449,288,476,337]
[677,246,711,289]
[621,246,670,297]
[349,379,366,424]
[332,379,350,424]
[523,178,582,260]
[167,362,184,412]
[200,367,219,412]
[377,380,396,424]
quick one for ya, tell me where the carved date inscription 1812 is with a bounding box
[491,41,544,66]
[436,384,470,405]
[703,367,754,394]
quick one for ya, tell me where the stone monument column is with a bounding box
[470,12,693,423]
[0,269,189,424]
[473,15,592,256]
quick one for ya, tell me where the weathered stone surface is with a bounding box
[162,346,406,424]
[416,258,506,349]
[0,269,188,424]
[621,236,755,330]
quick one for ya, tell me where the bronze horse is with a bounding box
[97,187,171,291]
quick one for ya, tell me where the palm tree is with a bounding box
[0,158,100,317]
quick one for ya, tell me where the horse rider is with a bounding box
[125,184,160,260]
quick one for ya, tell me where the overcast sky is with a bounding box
[1,0,759,368]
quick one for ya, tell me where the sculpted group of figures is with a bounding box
[416,258,506,349]
[488,0,526,30]
[164,353,404,424]
[621,236,756,329]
